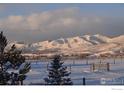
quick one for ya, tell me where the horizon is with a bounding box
[0,3,124,43]
[7,33,123,44]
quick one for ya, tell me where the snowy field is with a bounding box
[24,58,124,85]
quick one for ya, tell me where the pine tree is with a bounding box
[0,31,31,85]
[0,32,9,85]
[44,55,73,85]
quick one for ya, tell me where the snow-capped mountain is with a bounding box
[81,34,111,44]
[109,35,124,44]
[7,34,124,58]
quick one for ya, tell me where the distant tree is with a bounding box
[44,55,73,85]
[0,31,31,85]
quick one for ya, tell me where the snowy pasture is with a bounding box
[24,58,124,85]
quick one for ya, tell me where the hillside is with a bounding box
[7,34,124,58]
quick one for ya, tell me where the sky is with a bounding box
[0,3,124,43]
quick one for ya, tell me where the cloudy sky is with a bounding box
[0,3,124,43]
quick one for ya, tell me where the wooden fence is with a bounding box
[90,63,110,72]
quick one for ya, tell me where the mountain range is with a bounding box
[7,34,124,58]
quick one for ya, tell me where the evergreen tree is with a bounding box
[44,55,73,85]
[0,31,31,85]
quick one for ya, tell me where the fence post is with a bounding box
[83,77,86,85]
[92,63,95,72]
[114,57,116,64]
[90,64,94,72]
[100,59,102,64]
[107,63,110,71]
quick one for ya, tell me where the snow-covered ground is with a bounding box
[24,58,124,85]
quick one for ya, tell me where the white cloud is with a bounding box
[0,7,80,32]
[0,7,123,43]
